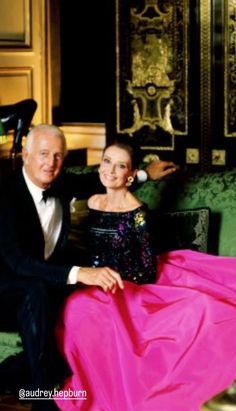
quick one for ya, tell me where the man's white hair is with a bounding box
[25,124,67,155]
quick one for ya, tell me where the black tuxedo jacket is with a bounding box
[0,168,104,287]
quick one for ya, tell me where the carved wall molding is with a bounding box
[0,0,52,126]
[0,0,31,47]
[199,0,212,170]
[0,67,33,104]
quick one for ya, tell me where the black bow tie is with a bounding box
[42,187,57,203]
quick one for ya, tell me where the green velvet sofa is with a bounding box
[1,166,236,363]
[69,165,236,257]
[134,167,236,256]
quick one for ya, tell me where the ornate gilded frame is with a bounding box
[116,0,189,151]
[199,0,212,169]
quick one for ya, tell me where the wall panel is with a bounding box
[112,0,236,171]
[0,0,50,125]
[0,68,33,103]
[0,0,31,47]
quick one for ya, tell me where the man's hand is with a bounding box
[77,267,124,293]
[145,160,178,181]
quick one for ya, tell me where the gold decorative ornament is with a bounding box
[134,211,145,227]
[116,0,189,151]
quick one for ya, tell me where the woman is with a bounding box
[55,137,236,411]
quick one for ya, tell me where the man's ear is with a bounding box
[22,147,28,163]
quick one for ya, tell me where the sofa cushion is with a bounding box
[152,207,210,254]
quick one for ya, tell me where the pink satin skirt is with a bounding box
[55,250,236,411]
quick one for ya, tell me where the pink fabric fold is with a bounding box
[55,250,236,411]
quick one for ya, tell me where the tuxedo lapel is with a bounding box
[14,171,45,258]
[51,192,70,256]
[9,171,71,262]
[16,171,44,233]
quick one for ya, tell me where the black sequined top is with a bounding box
[88,206,156,284]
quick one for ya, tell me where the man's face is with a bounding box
[22,131,65,188]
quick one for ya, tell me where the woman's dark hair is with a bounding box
[103,134,141,170]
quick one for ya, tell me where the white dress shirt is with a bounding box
[23,167,62,260]
[22,168,79,284]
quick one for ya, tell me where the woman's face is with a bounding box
[99,145,135,189]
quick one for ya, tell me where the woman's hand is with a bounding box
[77,266,124,293]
